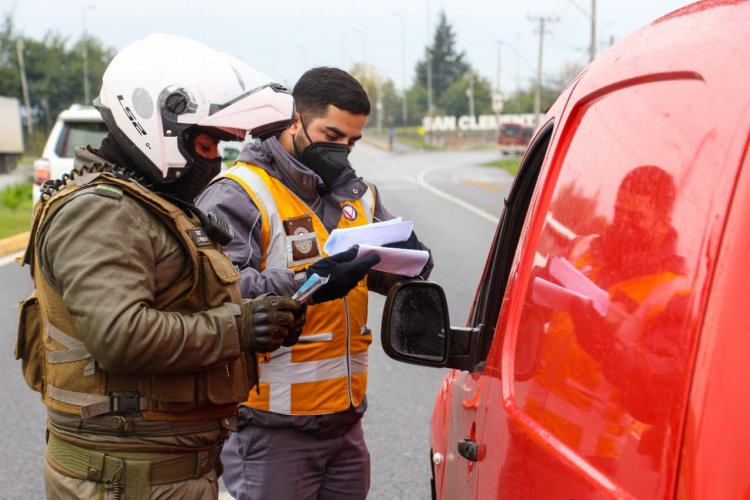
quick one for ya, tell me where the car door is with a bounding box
[439,122,554,499]
[480,73,728,498]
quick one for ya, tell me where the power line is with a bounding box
[529,15,559,123]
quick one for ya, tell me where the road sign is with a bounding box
[492,93,504,113]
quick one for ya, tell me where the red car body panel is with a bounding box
[430,2,750,498]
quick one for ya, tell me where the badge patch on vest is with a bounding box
[284,215,320,264]
[94,184,123,200]
[342,204,358,221]
[187,228,212,247]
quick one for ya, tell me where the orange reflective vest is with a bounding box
[526,237,690,459]
[221,162,375,415]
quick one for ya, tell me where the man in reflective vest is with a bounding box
[513,166,691,496]
[17,35,306,499]
[197,67,433,499]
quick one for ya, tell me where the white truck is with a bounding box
[0,96,24,174]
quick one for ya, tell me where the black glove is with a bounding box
[238,294,306,353]
[382,231,420,250]
[305,247,381,303]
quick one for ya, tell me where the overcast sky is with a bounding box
[4,0,694,94]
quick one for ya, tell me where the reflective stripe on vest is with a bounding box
[219,162,374,415]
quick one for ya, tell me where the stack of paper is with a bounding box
[324,218,429,277]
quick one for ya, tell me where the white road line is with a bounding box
[416,168,500,225]
[0,251,23,268]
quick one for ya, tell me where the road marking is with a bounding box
[416,169,500,224]
[457,178,503,192]
[0,251,23,268]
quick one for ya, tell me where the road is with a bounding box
[0,143,511,499]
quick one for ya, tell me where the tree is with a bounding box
[0,12,115,133]
[438,70,493,117]
[414,10,470,106]
[348,63,401,131]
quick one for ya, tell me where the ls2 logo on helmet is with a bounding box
[342,204,358,221]
[117,95,147,136]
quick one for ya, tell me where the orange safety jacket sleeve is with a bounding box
[37,190,242,375]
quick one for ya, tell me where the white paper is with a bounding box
[355,244,429,277]
[324,218,414,255]
[531,277,595,312]
[547,256,609,316]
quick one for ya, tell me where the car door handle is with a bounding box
[457,438,479,462]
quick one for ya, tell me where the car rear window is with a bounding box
[55,121,109,158]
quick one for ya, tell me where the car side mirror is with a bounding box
[381,281,449,367]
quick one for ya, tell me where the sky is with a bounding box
[3,0,695,95]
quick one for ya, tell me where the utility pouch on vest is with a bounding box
[15,292,44,393]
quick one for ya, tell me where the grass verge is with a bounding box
[0,182,33,239]
[483,157,521,176]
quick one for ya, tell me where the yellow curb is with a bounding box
[361,136,392,152]
[0,231,29,258]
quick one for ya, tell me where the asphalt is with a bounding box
[0,162,32,257]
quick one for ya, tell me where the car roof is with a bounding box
[57,104,104,123]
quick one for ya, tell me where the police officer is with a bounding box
[17,34,306,499]
[197,67,433,500]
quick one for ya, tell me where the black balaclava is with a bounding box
[293,117,351,189]
[97,131,232,245]
[161,128,223,203]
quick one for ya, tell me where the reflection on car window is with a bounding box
[58,122,109,158]
[509,78,714,498]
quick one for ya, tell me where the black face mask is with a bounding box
[294,120,352,189]
[163,154,222,203]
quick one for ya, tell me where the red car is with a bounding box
[497,123,533,155]
[382,1,750,498]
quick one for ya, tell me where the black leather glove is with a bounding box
[382,231,421,250]
[238,294,306,353]
[305,247,381,303]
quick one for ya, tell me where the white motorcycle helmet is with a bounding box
[94,33,294,183]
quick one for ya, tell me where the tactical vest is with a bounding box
[15,168,253,421]
[219,162,374,415]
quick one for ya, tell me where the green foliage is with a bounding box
[501,86,561,114]
[415,11,470,104]
[0,181,31,208]
[348,64,402,129]
[0,11,115,136]
[439,71,493,117]
[0,182,32,238]
[483,158,521,176]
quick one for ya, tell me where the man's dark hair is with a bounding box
[293,67,370,120]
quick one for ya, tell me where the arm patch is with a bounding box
[94,184,124,200]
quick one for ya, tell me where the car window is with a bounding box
[56,121,109,158]
[509,78,716,498]
[467,123,553,369]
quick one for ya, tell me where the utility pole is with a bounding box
[589,0,597,62]
[15,39,33,135]
[529,15,558,125]
[81,5,95,105]
[495,41,502,95]
[400,13,407,126]
[466,73,475,118]
[426,0,434,117]
[569,0,597,63]
[392,11,408,126]
[341,35,348,69]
